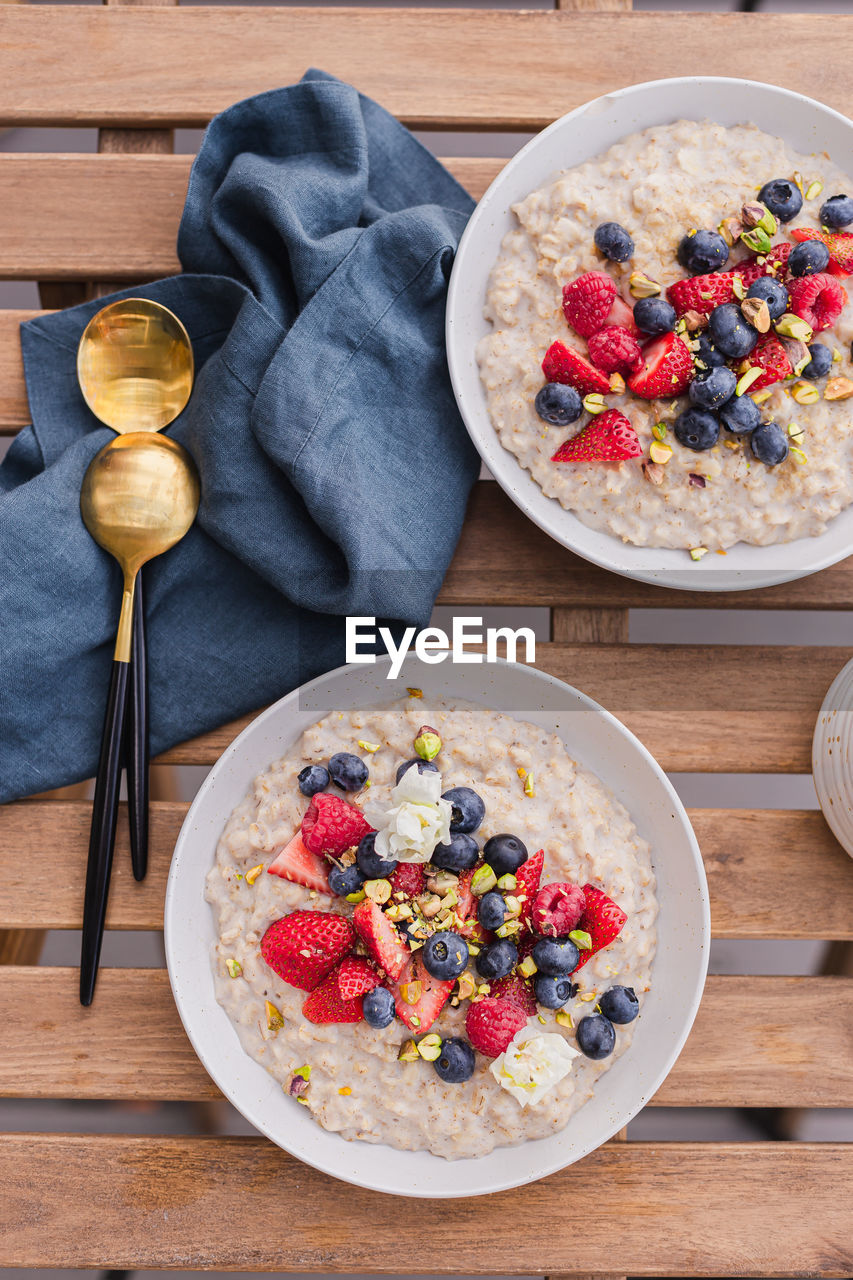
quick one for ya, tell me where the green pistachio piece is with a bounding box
[414,724,442,761]
[416,1033,442,1062]
[225,958,242,979]
[569,929,593,951]
[496,873,517,891]
[470,864,498,896]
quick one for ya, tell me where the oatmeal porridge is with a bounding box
[206,695,657,1160]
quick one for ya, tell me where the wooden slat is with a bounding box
[1,969,849,1107]
[1,10,853,130]
[1,802,850,938]
[1,1133,850,1274]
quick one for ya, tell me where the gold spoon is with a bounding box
[77,299,194,881]
[79,432,199,1006]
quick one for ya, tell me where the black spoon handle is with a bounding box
[80,658,129,1006]
[126,571,149,882]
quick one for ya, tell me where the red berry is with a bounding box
[791,227,853,278]
[573,884,627,972]
[515,849,544,927]
[729,242,791,287]
[531,881,585,938]
[336,955,382,1000]
[465,996,527,1058]
[741,332,792,390]
[301,793,373,858]
[787,272,848,332]
[542,340,610,396]
[389,861,425,898]
[260,910,355,991]
[489,973,538,1018]
[267,832,331,894]
[667,272,736,318]
[627,332,694,399]
[302,966,364,1024]
[455,866,488,943]
[587,325,643,374]
[551,409,641,464]
[390,954,453,1032]
[352,898,410,979]
[605,295,640,337]
[562,270,617,338]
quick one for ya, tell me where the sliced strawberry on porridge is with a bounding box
[573,884,627,971]
[302,967,365,1024]
[353,897,410,979]
[391,954,454,1033]
[267,831,331,893]
[260,910,354,991]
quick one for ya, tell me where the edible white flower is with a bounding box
[490,1024,579,1108]
[369,764,452,864]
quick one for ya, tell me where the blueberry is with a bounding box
[328,862,365,898]
[674,408,719,452]
[356,831,397,880]
[594,221,634,262]
[720,393,761,435]
[395,758,439,786]
[633,296,677,335]
[576,1013,616,1059]
[599,985,639,1025]
[431,832,480,872]
[677,229,729,276]
[750,420,789,466]
[758,178,803,223]
[433,1037,476,1083]
[802,342,834,380]
[693,332,728,370]
[708,303,758,359]
[297,764,330,797]
[688,365,736,411]
[423,931,469,981]
[478,890,507,932]
[535,382,583,427]
[532,937,580,976]
[328,752,368,792]
[441,786,486,835]
[746,276,789,321]
[482,833,528,877]
[362,986,395,1029]
[534,974,575,1009]
[475,939,518,981]
[788,239,830,278]
[820,193,853,229]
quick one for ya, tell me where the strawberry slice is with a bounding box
[552,409,641,464]
[627,332,694,399]
[389,862,425,898]
[740,332,792,390]
[390,954,454,1033]
[352,898,410,979]
[666,271,736,318]
[336,955,382,1000]
[267,832,331,895]
[605,295,640,337]
[542,340,610,396]
[791,227,853,278]
[302,966,364,1024]
[260,910,354,991]
[515,849,544,926]
[573,884,627,972]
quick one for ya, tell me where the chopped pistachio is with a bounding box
[338,1085,352,1096]
[789,445,808,465]
[780,337,811,377]
[504,894,522,918]
[651,422,667,441]
[689,547,709,562]
[642,460,665,486]
[364,878,392,905]
[775,313,814,343]
[357,739,381,754]
[682,309,707,333]
[439,890,458,910]
[741,296,771,334]
[287,1072,309,1098]
[791,379,820,405]
[805,179,823,201]
[225,958,243,979]
[537,1014,547,1025]
[824,376,853,401]
[608,371,626,395]
[400,980,422,1005]
[495,920,522,939]
[476,983,491,997]
[398,1039,420,1062]
[649,441,673,465]
[788,423,805,444]
[569,929,593,951]
[406,687,423,699]
[496,873,517,891]
[466,942,480,956]
[735,366,763,397]
[750,388,772,405]
[718,215,743,247]
[582,393,608,415]
[518,954,538,979]
[414,724,442,761]
[555,1009,574,1029]
[419,893,442,919]
[345,888,367,905]
[470,864,498,896]
[429,869,459,895]
[731,274,747,302]
[628,270,661,298]
[579,991,597,1003]
[523,771,535,798]
[293,1064,311,1081]
[456,971,477,1001]
[265,1000,284,1031]
[792,171,805,195]
[740,201,768,229]
[833,348,843,363]
[741,226,772,255]
[244,863,264,887]
[516,766,527,779]
[416,1033,442,1062]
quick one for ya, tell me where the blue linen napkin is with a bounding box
[0,71,478,803]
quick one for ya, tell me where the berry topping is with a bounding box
[820,194,853,230]
[594,221,634,263]
[301,793,373,858]
[788,239,831,278]
[391,954,454,1032]
[575,1012,616,1059]
[394,758,439,786]
[328,862,366,898]
[441,786,486,834]
[267,832,331,895]
[433,1037,476,1083]
[790,227,853,278]
[707,303,758,359]
[389,861,426,898]
[688,365,736,410]
[746,276,788,321]
[633,296,677,335]
[693,332,728,371]
[758,178,803,223]
[561,270,617,338]
[302,967,365,1024]
[587,325,643,375]
[551,409,641,463]
[466,996,527,1058]
[362,985,396,1029]
[599,985,640,1024]
[720,393,761,435]
[260,910,355,991]
[356,831,397,880]
[666,271,736,318]
[489,973,538,1017]
[802,341,834,380]
[750,421,789,467]
[677,228,729,275]
[573,884,627,972]
[514,848,544,926]
[475,938,518,981]
[606,294,641,337]
[328,751,369,792]
[336,955,382,1000]
[787,272,848,332]
[297,764,330,797]
[741,332,793,390]
[532,936,580,976]
[431,831,480,872]
[531,881,585,937]
[478,890,508,932]
[542,340,611,395]
[534,382,583,426]
[352,898,410,979]
[674,408,719,452]
[627,332,694,399]
[482,833,529,877]
[422,930,469,981]
[534,974,576,1009]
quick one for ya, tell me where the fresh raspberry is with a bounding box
[740,332,792,390]
[667,272,736,318]
[352,898,410,979]
[605,295,640,337]
[587,325,643,374]
[301,792,373,858]
[489,973,538,1017]
[267,832,331,894]
[302,966,364,1024]
[531,881,585,938]
[542,340,610,395]
[260,910,355,991]
[627,332,694,399]
[551,409,641,464]
[561,270,617,338]
[791,227,853,278]
[573,884,627,972]
[389,861,425,898]
[390,954,453,1032]
[465,996,527,1058]
[336,955,382,1000]
[515,849,544,926]
[787,272,848,332]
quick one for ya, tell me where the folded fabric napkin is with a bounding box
[0,70,478,803]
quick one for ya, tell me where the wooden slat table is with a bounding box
[1,1,852,1274]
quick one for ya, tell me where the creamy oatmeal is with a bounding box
[207,696,657,1160]
[478,120,853,550]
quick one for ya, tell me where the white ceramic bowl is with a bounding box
[165,657,709,1198]
[812,656,853,858]
[446,77,853,593]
